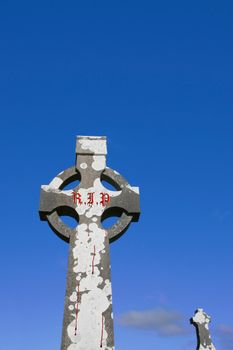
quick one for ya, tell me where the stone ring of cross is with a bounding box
[39,136,140,246]
[40,164,140,243]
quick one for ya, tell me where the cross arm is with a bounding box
[39,166,79,221]
[106,187,140,221]
[102,167,140,221]
[39,187,76,221]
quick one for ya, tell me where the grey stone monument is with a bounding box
[39,136,140,350]
[191,308,216,350]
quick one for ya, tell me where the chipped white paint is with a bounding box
[78,138,107,155]
[80,163,88,169]
[67,222,113,350]
[42,178,71,192]
[70,292,77,302]
[92,155,106,171]
[199,345,216,350]
[126,184,140,194]
[193,308,209,326]
[47,177,63,189]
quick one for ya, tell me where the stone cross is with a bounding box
[191,308,216,350]
[39,136,140,350]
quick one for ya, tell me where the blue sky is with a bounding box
[0,0,233,349]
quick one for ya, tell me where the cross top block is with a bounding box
[76,136,107,155]
[39,135,140,243]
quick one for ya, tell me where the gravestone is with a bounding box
[191,308,216,350]
[39,136,140,350]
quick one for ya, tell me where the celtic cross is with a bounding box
[39,136,140,350]
[191,309,216,350]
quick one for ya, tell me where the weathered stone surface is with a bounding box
[39,136,140,350]
[191,308,216,350]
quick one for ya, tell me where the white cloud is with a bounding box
[118,308,187,336]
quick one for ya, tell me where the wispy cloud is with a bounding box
[145,292,168,305]
[118,308,188,336]
[216,324,233,350]
[214,209,231,221]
